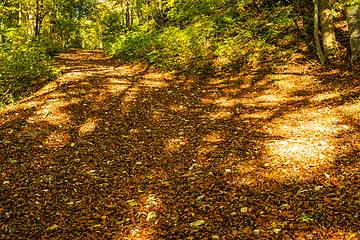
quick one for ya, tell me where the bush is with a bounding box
[106,21,215,74]
[0,42,56,107]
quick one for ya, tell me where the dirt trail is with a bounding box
[1,49,360,239]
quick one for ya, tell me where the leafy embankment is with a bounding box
[105,0,312,75]
[0,20,65,108]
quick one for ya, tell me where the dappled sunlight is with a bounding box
[168,104,188,112]
[215,97,238,107]
[0,101,42,116]
[44,132,71,148]
[2,49,360,239]
[310,91,341,102]
[261,106,353,179]
[104,78,131,94]
[197,144,219,156]
[255,94,288,107]
[203,132,224,143]
[140,78,169,88]
[200,97,214,104]
[32,81,61,98]
[29,100,71,125]
[79,118,101,136]
[165,137,188,152]
[337,103,360,120]
[240,112,272,120]
[208,109,233,120]
[116,64,144,77]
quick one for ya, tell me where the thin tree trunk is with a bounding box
[346,0,360,62]
[149,0,164,27]
[35,0,40,36]
[19,2,23,26]
[318,0,338,59]
[27,3,36,37]
[0,0,7,43]
[313,0,325,65]
[126,1,130,29]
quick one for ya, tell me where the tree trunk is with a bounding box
[0,0,5,43]
[126,1,130,29]
[149,0,164,27]
[346,0,360,62]
[35,0,40,37]
[313,0,325,65]
[27,3,36,37]
[318,0,338,59]
[19,2,23,26]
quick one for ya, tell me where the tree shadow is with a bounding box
[1,49,360,239]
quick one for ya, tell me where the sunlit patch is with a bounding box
[107,78,131,85]
[165,137,188,152]
[123,88,139,103]
[215,97,238,107]
[169,104,188,112]
[44,132,70,148]
[337,104,360,120]
[208,78,227,85]
[208,109,233,120]
[29,101,71,125]
[255,94,284,107]
[262,107,347,178]
[117,87,141,116]
[200,98,215,104]
[143,72,166,80]
[235,163,258,176]
[104,78,130,94]
[0,101,42,114]
[69,72,83,77]
[116,64,144,76]
[203,132,224,143]
[310,92,341,102]
[213,56,230,67]
[197,144,218,155]
[79,118,100,136]
[140,79,169,88]
[240,112,272,119]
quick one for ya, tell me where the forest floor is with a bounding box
[1,49,360,239]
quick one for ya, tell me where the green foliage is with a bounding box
[37,37,64,57]
[108,21,215,74]
[101,11,125,44]
[105,0,302,75]
[344,0,360,6]
[80,20,102,49]
[0,42,56,107]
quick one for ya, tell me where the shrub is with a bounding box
[0,42,56,107]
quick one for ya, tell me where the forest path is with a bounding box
[1,49,360,239]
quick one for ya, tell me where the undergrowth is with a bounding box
[0,41,58,108]
[104,1,307,76]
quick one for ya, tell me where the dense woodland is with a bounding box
[2,0,360,239]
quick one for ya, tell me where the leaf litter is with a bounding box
[1,49,360,239]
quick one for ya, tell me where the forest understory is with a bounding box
[1,49,360,239]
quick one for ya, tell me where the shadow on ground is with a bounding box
[0,49,360,239]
